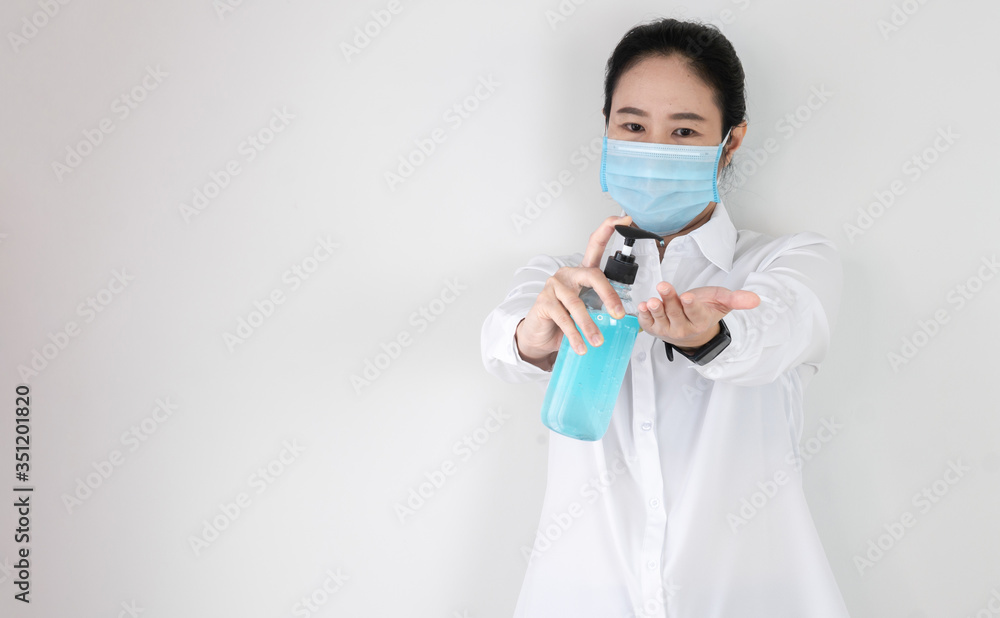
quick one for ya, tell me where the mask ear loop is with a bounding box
[600,119,610,192]
[721,126,733,148]
[712,127,735,203]
[720,126,735,165]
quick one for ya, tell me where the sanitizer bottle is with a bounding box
[540,225,664,441]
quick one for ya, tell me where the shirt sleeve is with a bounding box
[480,252,583,384]
[693,232,843,387]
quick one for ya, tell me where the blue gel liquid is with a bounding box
[540,310,641,441]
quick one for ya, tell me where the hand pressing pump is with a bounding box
[540,225,664,441]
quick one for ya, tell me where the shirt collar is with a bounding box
[684,201,737,273]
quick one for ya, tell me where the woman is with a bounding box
[481,18,851,618]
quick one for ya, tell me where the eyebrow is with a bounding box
[615,107,707,122]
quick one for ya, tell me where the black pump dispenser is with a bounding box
[603,225,666,285]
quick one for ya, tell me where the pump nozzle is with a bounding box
[614,225,666,246]
[603,224,664,284]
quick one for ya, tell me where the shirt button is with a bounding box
[637,351,647,362]
[649,498,660,508]
[647,560,657,570]
[641,421,652,431]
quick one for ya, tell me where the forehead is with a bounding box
[612,54,719,121]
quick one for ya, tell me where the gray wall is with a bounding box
[1,0,997,616]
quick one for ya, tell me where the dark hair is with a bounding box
[603,18,747,143]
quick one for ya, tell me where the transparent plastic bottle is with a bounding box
[539,226,663,441]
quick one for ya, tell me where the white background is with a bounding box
[1,0,998,616]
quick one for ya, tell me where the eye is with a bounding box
[623,123,644,133]
[675,128,696,138]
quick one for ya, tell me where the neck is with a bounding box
[635,202,717,262]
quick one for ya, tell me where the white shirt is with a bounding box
[481,202,851,618]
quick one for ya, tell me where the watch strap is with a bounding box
[662,319,731,366]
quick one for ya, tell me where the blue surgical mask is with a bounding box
[600,128,732,235]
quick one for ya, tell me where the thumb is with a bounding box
[581,215,632,268]
[726,289,761,311]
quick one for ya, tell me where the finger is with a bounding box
[581,214,632,268]
[637,303,654,331]
[678,291,713,326]
[571,268,625,319]
[657,282,690,331]
[727,289,761,311]
[543,301,589,355]
[644,295,670,331]
[683,286,762,314]
[679,288,760,322]
[552,281,603,349]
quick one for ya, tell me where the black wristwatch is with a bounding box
[663,319,731,365]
